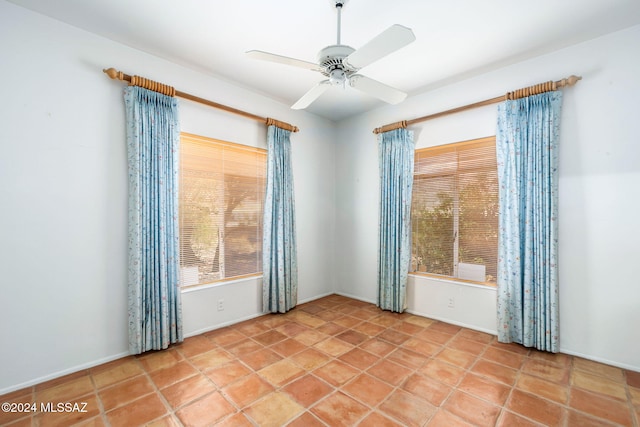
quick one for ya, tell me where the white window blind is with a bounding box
[179,133,266,287]
[411,136,498,284]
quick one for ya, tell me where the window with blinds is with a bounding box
[411,136,498,285]
[179,133,267,287]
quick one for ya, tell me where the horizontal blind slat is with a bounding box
[179,133,266,287]
[411,136,498,284]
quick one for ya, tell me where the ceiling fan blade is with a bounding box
[291,80,331,110]
[349,75,407,105]
[345,24,416,70]
[246,50,320,71]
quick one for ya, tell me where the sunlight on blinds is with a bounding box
[411,136,498,284]
[179,133,266,287]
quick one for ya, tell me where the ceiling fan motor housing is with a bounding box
[317,45,357,85]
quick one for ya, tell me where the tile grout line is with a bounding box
[347,313,410,426]
[287,312,373,426]
[147,348,197,426]
[623,370,640,427]
[200,326,271,426]
[130,354,177,426]
[429,325,491,426]
[294,306,393,425]
[3,295,638,427]
[87,368,111,427]
[497,345,536,427]
[420,325,461,426]
[315,315,397,426]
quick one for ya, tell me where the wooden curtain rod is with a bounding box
[373,75,582,134]
[103,68,299,133]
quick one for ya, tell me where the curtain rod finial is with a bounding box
[568,75,582,86]
[103,68,118,79]
[559,75,582,88]
[103,67,127,83]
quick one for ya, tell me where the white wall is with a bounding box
[334,25,640,371]
[0,1,336,394]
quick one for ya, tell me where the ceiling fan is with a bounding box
[246,0,416,110]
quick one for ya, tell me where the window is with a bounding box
[411,136,498,284]
[179,133,267,287]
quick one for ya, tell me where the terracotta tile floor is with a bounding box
[2,295,639,426]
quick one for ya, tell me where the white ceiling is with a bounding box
[8,0,640,121]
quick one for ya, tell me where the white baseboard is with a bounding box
[184,312,267,338]
[559,348,640,373]
[6,292,634,396]
[334,292,498,336]
[185,291,338,338]
[334,291,376,305]
[3,293,339,395]
[298,291,336,305]
[405,308,498,336]
[0,351,129,396]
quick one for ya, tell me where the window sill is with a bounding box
[409,272,496,290]
[181,274,263,294]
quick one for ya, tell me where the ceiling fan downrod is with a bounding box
[336,1,343,45]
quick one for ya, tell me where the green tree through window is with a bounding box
[411,137,498,284]
[179,133,266,287]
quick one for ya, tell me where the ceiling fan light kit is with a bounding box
[246,0,416,110]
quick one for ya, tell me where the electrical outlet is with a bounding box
[217,299,224,311]
[447,297,455,309]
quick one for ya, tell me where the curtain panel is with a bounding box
[496,91,562,352]
[263,125,298,313]
[378,128,414,313]
[125,86,183,354]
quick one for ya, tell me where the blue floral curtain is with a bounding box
[263,125,298,313]
[125,86,183,354]
[378,128,414,313]
[496,91,562,352]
